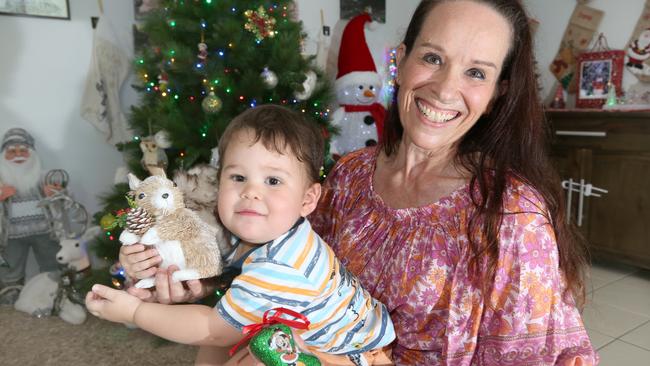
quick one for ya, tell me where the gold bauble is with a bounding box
[202,92,223,114]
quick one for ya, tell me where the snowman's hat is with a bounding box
[335,13,381,91]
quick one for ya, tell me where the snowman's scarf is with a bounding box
[340,103,386,141]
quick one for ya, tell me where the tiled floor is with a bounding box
[584,261,650,365]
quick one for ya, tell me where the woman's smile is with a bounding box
[415,98,460,125]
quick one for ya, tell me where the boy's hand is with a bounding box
[86,284,142,325]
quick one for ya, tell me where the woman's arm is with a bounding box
[86,284,241,347]
[475,189,598,365]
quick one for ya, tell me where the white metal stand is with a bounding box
[561,179,608,226]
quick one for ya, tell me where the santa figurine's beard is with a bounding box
[0,151,42,195]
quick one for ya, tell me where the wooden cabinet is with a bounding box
[547,110,650,269]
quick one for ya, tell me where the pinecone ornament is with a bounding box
[126,207,154,235]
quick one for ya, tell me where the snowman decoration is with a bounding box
[627,28,650,75]
[329,13,386,157]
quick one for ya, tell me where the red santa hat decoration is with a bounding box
[335,13,382,91]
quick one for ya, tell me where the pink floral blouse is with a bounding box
[310,148,598,365]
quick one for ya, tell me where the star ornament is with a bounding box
[244,6,277,41]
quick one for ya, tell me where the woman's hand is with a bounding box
[119,243,161,280]
[126,265,213,304]
[86,284,142,325]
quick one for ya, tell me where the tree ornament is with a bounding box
[154,129,172,149]
[140,136,168,176]
[229,308,320,366]
[126,206,155,236]
[198,42,208,64]
[109,262,126,289]
[244,6,277,41]
[249,324,321,366]
[294,70,317,100]
[261,67,278,89]
[100,213,117,230]
[202,91,223,114]
[158,70,169,91]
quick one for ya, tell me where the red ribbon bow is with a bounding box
[229,307,310,356]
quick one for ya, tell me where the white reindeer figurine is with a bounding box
[119,173,223,288]
[14,226,100,325]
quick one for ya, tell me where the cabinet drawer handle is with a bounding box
[555,130,607,137]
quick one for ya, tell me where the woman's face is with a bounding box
[395,0,512,153]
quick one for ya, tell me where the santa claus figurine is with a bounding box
[0,128,60,305]
[627,28,650,70]
[329,13,386,157]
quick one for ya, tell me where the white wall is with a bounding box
[524,0,647,101]
[0,0,130,216]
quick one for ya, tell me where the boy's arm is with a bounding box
[86,284,242,347]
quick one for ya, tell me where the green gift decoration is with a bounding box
[230,308,321,366]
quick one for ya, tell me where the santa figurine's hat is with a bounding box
[335,13,381,91]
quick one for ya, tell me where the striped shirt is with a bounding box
[216,218,395,355]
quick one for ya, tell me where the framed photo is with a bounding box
[0,0,70,20]
[341,0,385,23]
[576,49,625,108]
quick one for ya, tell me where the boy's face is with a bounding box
[218,129,321,244]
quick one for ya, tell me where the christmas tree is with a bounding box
[92,0,333,286]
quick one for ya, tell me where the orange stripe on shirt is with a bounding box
[236,274,320,297]
[224,291,262,323]
[292,230,314,269]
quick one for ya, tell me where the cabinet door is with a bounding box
[587,152,650,268]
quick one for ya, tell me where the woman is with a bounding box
[120,1,597,364]
[310,0,596,364]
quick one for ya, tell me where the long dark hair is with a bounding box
[382,0,588,308]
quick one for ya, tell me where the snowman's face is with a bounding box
[337,82,381,105]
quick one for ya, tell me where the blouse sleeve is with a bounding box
[474,187,598,365]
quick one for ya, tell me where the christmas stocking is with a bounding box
[549,3,604,92]
[625,0,650,81]
[80,16,132,144]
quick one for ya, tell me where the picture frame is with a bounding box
[340,0,386,23]
[0,0,70,20]
[575,49,625,108]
